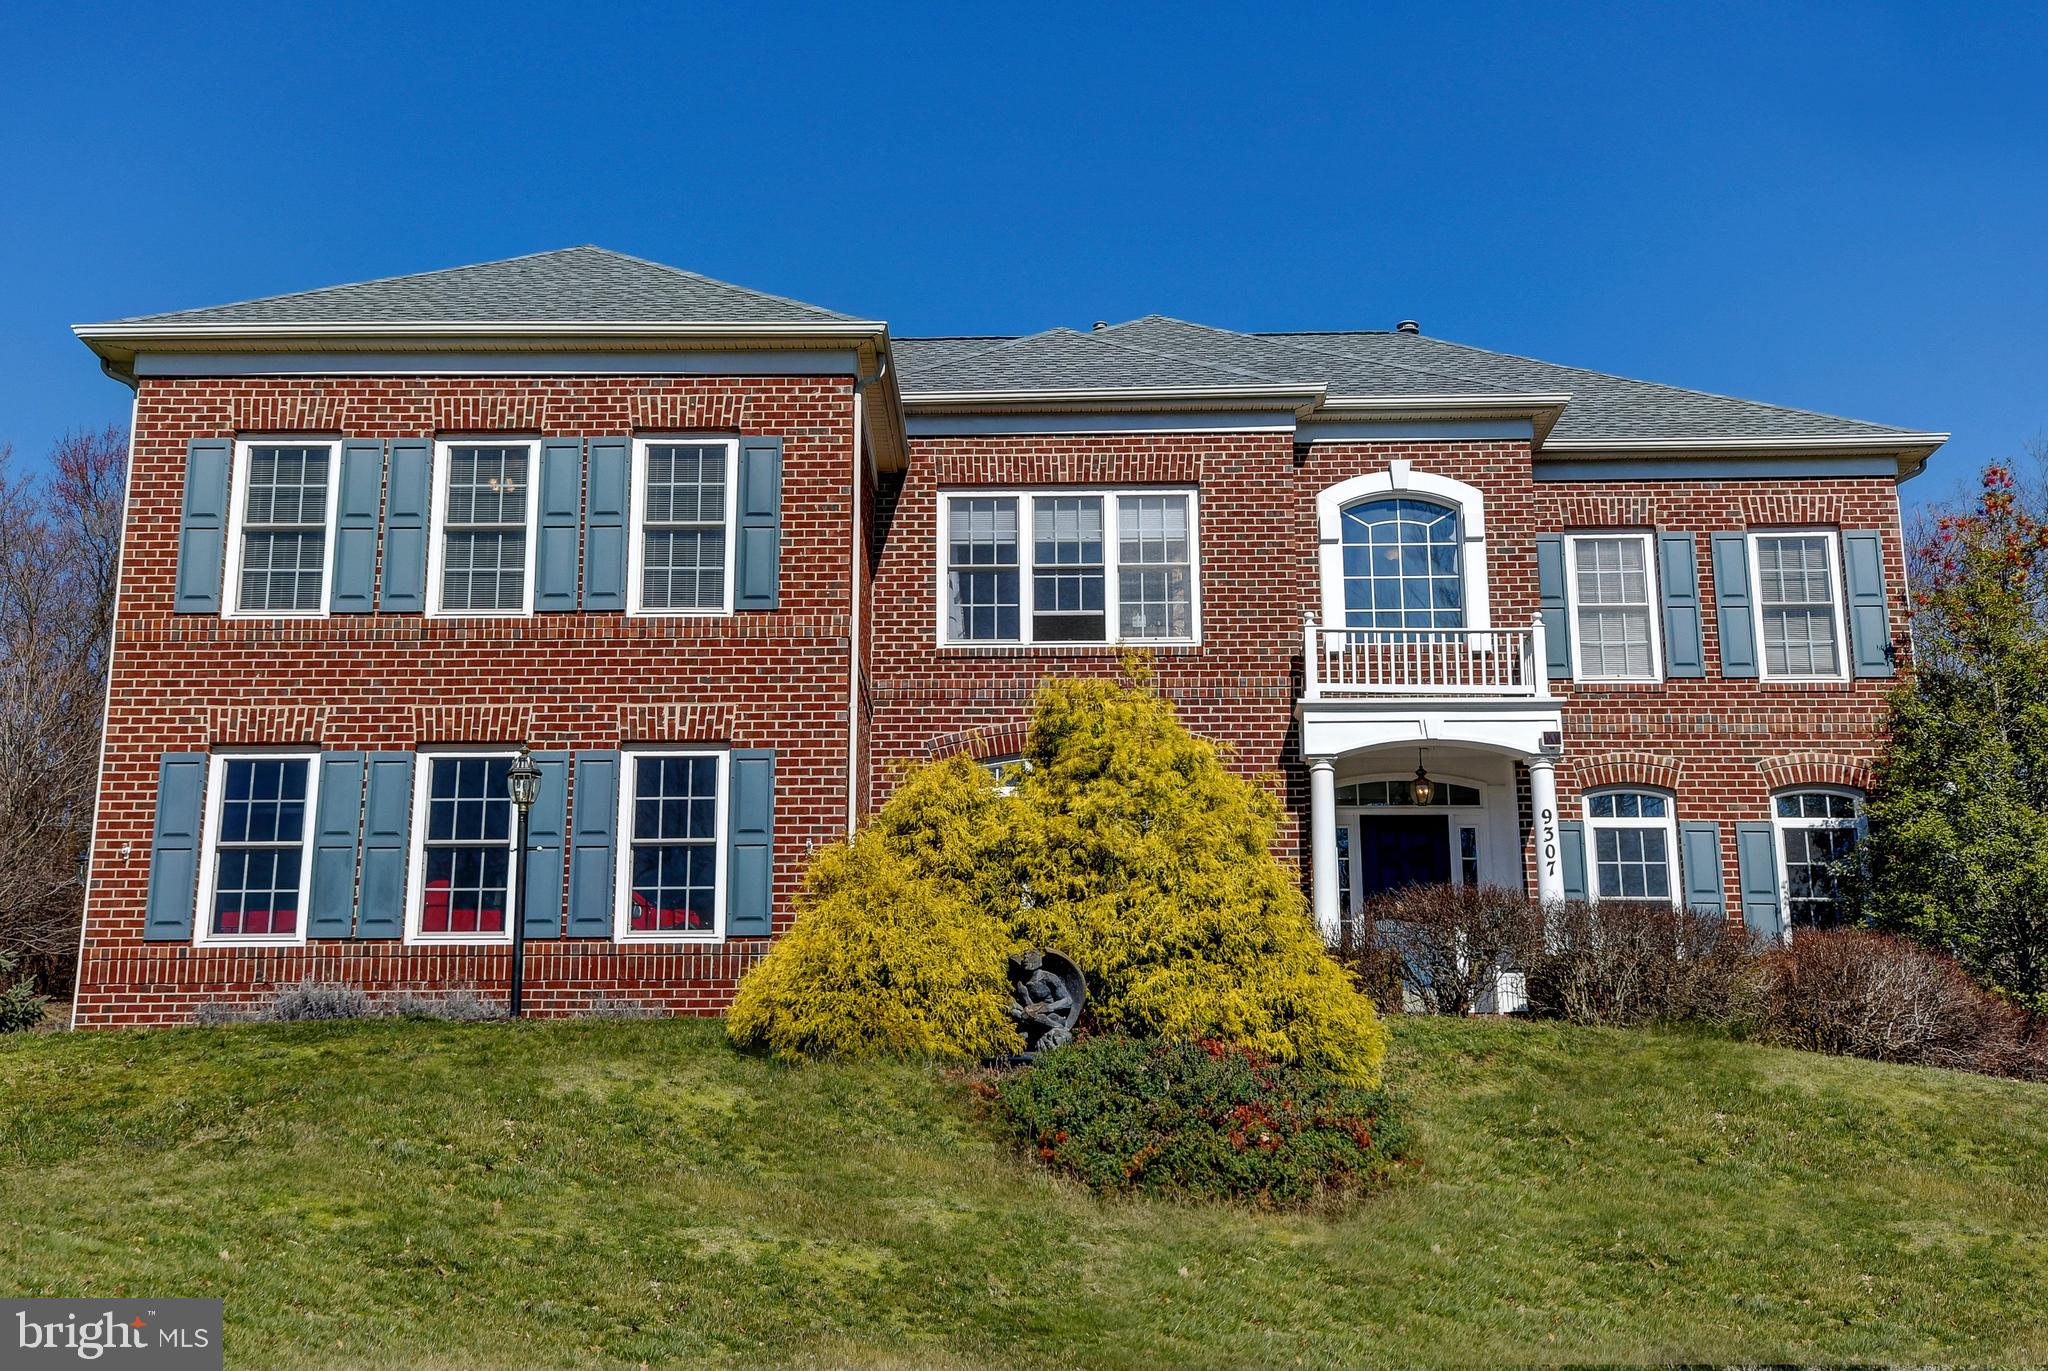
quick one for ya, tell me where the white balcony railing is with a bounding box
[1302,612,1550,700]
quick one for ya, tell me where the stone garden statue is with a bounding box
[1006,949,1086,1053]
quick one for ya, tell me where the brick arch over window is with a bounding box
[1568,750,1683,794]
[922,720,1031,762]
[1757,751,1872,792]
[1315,463,1491,631]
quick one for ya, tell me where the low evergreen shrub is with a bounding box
[992,1034,1407,1207]
[0,950,49,1033]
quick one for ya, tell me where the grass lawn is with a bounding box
[2,1015,2044,1369]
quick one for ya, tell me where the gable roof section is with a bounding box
[894,315,1940,451]
[98,246,860,326]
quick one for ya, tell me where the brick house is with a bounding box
[67,247,1946,1026]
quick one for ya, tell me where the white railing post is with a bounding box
[1529,611,1551,699]
[1302,610,1321,701]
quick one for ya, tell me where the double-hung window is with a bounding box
[629,437,738,615]
[226,440,337,616]
[429,441,538,616]
[941,489,1198,646]
[1749,532,1847,680]
[616,750,727,941]
[1567,532,1660,681]
[409,753,516,941]
[1584,789,1678,905]
[1774,789,1863,930]
[197,753,317,944]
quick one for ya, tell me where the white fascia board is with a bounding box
[902,383,1328,416]
[1318,393,1572,443]
[1543,431,1950,481]
[73,318,892,364]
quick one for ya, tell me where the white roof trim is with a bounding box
[902,383,1328,415]
[1543,432,1950,453]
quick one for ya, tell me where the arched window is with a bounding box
[1773,789,1863,929]
[1583,789,1678,905]
[1340,498,1463,630]
[1316,465,1490,633]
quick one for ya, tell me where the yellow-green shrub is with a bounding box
[725,756,1023,1063]
[729,670,1390,1087]
[1006,675,1388,1086]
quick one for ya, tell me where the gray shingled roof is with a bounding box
[104,246,859,326]
[896,315,1929,443]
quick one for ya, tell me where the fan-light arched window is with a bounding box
[1340,498,1464,631]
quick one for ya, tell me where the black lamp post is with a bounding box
[505,746,542,1019]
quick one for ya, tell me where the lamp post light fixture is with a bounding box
[505,745,542,1019]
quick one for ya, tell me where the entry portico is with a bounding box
[1299,610,1566,938]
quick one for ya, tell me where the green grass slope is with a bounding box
[1,1016,2043,1369]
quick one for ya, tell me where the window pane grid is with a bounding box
[1588,790,1673,904]
[628,756,719,934]
[1032,497,1105,641]
[420,757,512,935]
[1755,536,1841,676]
[947,498,1021,641]
[1117,495,1192,639]
[641,444,729,610]
[441,446,530,612]
[1340,498,1463,632]
[239,445,331,612]
[1777,789,1862,930]
[1573,536,1654,678]
[211,759,309,937]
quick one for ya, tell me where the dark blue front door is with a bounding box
[1357,815,1451,901]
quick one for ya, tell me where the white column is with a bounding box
[1309,757,1340,941]
[1528,756,1564,905]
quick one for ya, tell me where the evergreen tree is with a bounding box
[1860,462,2048,1010]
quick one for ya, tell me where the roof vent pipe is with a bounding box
[1092,320,1107,331]
[1396,319,1421,334]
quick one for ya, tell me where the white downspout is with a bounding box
[847,385,864,836]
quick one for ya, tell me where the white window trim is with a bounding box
[194,749,319,948]
[404,747,519,946]
[1564,530,1663,684]
[1772,786,1866,934]
[1582,787,1681,907]
[934,487,1203,648]
[1316,463,1491,633]
[222,436,340,620]
[1747,528,1851,683]
[425,438,542,619]
[626,435,741,617]
[614,747,731,944]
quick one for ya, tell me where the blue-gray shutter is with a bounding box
[522,751,570,938]
[1535,534,1571,678]
[726,749,776,936]
[583,437,629,611]
[175,439,231,613]
[1711,532,1758,678]
[330,440,385,614]
[307,752,366,937]
[1680,820,1726,916]
[1658,533,1705,679]
[1736,821,1784,940]
[1843,530,1896,677]
[735,436,783,610]
[1557,819,1589,903]
[566,751,620,937]
[143,753,208,941]
[536,438,583,612]
[354,753,415,938]
[380,438,432,612]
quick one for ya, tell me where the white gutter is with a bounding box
[75,319,889,343]
[1315,392,1574,413]
[903,383,1328,415]
[1542,432,1950,454]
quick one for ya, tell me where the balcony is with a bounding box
[1301,614,1550,701]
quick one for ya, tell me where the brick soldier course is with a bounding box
[68,247,1946,1025]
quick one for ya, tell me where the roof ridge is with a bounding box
[1244,329,1513,393]
[112,245,594,325]
[1064,325,1289,384]
[583,246,858,321]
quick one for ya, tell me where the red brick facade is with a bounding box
[75,371,1908,1026]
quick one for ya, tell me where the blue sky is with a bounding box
[4,1,2042,507]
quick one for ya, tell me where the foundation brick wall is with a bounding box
[76,373,857,1027]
